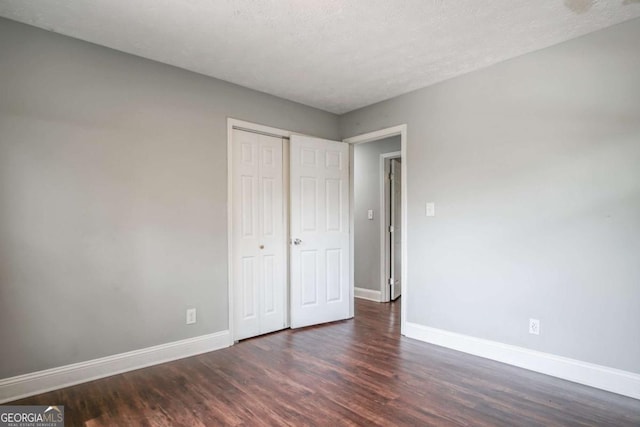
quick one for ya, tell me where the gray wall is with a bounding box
[354,136,400,291]
[340,19,640,373]
[0,18,338,378]
[3,13,639,380]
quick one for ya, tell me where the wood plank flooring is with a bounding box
[10,299,640,426]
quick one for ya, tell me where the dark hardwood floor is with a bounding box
[11,299,640,426]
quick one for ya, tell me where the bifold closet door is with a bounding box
[289,135,350,328]
[232,129,286,341]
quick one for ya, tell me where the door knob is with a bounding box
[292,238,302,245]
[259,245,264,249]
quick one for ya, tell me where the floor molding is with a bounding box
[354,287,382,302]
[0,330,231,404]
[404,322,640,400]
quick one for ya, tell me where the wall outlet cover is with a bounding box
[529,318,540,335]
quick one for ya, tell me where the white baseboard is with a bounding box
[354,287,382,302]
[0,330,231,404]
[404,322,640,400]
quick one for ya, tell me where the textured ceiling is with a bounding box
[1,1,639,114]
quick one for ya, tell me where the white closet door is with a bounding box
[290,135,350,328]
[232,129,286,340]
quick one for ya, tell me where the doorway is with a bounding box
[352,138,401,303]
[344,125,408,334]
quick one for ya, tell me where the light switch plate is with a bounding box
[186,308,197,325]
[426,202,435,217]
[367,209,374,220]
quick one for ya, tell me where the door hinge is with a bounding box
[388,277,394,286]
[388,173,394,181]
[389,225,394,233]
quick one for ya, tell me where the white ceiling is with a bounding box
[1,1,639,114]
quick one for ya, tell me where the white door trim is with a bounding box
[379,151,401,302]
[343,125,408,333]
[227,118,298,343]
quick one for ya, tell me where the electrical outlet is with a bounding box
[529,318,540,335]
[186,308,197,325]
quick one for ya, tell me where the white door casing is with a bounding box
[231,129,286,340]
[390,158,402,300]
[344,124,407,334]
[290,135,350,328]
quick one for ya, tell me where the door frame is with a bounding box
[343,125,408,334]
[227,118,297,343]
[380,151,401,303]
